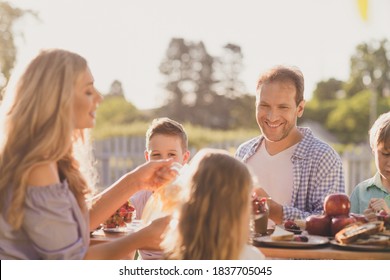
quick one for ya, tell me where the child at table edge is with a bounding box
[129,117,190,259]
[350,111,390,218]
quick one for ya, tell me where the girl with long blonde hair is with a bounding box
[0,49,176,259]
[163,149,264,260]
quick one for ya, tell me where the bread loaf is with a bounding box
[335,221,384,244]
[353,234,390,246]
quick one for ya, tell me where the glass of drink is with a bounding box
[252,196,269,236]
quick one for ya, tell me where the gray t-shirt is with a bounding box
[0,180,89,259]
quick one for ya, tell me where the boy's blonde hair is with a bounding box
[145,117,188,151]
[0,49,95,229]
[369,111,390,150]
[163,149,253,259]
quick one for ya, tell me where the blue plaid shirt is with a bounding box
[236,127,345,221]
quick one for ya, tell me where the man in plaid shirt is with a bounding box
[236,65,345,224]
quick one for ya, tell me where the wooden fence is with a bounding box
[94,136,375,195]
[342,144,375,195]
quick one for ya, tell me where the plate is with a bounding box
[101,219,143,234]
[103,227,134,234]
[330,240,390,252]
[254,235,329,248]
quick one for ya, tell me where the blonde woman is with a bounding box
[0,49,176,259]
[163,149,265,260]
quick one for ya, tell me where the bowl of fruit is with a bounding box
[102,201,136,231]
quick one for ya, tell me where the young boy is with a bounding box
[130,117,190,259]
[350,112,390,217]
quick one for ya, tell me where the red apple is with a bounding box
[284,220,300,230]
[324,193,351,216]
[305,214,331,236]
[331,215,357,236]
[349,213,368,224]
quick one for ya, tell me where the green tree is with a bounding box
[158,38,255,129]
[326,91,371,143]
[214,43,245,98]
[228,94,257,129]
[158,38,221,127]
[107,80,124,97]
[304,39,390,144]
[325,90,390,143]
[312,78,344,101]
[344,39,390,98]
[95,94,143,128]
[0,1,37,96]
[301,98,338,125]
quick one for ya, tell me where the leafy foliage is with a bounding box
[97,38,390,145]
[305,39,390,144]
[0,1,37,96]
[157,38,251,129]
[345,39,390,98]
[326,91,371,143]
[312,78,344,101]
[95,95,144,129]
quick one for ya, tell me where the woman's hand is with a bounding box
[137,216,171,250]
[85,216,171,259]
[88,159,178,231]
[130,159,179,192]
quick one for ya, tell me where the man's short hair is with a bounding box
[256,65,304,105]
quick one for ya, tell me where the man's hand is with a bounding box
[252,187,283,224]
[252,187,269,198]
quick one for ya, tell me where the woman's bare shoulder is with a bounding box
[27,162,60,187]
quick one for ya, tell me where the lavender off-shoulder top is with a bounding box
[0,180,90,259]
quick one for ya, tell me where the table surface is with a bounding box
[256,244,390,260]
[90,221,390,260]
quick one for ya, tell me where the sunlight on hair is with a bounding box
[73,130,99,205]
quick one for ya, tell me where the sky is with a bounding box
[7,0,390,109]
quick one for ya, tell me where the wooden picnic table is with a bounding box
[90,220,390,260]
[256,244,390,260]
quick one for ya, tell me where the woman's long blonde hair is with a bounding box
[0,49,95,230]
[163,149,252,259]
